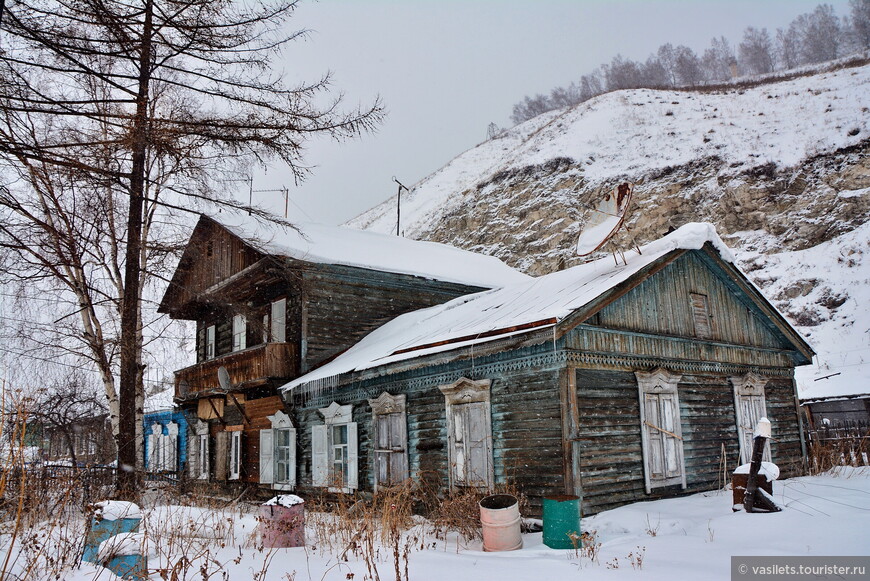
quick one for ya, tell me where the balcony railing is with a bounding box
[175,342,297,397]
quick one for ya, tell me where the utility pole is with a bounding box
[392,176,409,236]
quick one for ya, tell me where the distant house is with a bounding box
[42,414,115,467]
[158,213,528,489]
[802,394,870,428]
[279,223,814,515]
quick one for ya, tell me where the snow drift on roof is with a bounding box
[282,223,742,393]
[207,213,530,289]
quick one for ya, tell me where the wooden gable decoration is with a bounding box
[158,215,267,317]
[559,244,813,365]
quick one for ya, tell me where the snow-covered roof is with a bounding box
[207,213,530,289]
[282,223,767,393]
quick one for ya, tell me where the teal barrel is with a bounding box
[542,494,581,549]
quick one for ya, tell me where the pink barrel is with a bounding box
[479,494,522,552]
[259,502,305,548]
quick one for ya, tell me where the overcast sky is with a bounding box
[252,0,853,226]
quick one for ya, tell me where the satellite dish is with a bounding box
[217,366,232,391]
[178,380,190,398]
[576,182,634,256]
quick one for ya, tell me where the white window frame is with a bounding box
[368,392,409,491]
[205,325,216,360]
[270,298,286,343]
[146,423,161,473]
[312,402,357,493]
[439,378,494,491]
[232,314,247,352]
[636,368,687,494]
[163,421,178,472]
[228,429,242,480]
[259,410,296,490]
[732,372,771,464]
[190,420,210,480]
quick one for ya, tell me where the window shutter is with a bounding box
[259,429,274,484]
[375,414,390,486]
[287,427,297,487]
[690,293,713,339]
[188,432,199,478]
[215,431,228,481]
[196,325,206,362]
[199,434,210,480]
[451,406,467,485]
[206,325,216,359]
[311,425,328,487]
[391,412,409,484]
[229,431,242,480]
[270,299,286,343]
[147,430,159,472]
[232,315,247,351]
[166,422,178,473]
[346,422,358,490]
[466,402,491,487]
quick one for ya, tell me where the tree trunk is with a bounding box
[116,0,154,501]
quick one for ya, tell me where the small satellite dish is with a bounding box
[217,366,232,391]
[178,380,190,398]
[576,182,634,256]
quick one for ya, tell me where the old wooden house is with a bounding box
[158,213,529,489]
[278,223,814,516]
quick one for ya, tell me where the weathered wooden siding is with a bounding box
[765,377,805,476]
[567,326,795,369]
[291,344,565,516]
[165,220,264,310]
[594,252,786,350]
[574,368,803,515]
[303,266,487,369]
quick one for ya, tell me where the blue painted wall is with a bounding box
[143,410,189,473]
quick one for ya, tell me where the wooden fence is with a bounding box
[805,421,870,473]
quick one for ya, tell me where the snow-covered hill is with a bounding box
[348,62,870,401]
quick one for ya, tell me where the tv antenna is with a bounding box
[392,176,409,236]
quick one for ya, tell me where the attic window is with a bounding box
[689,292,713,339]
[206,241,213,257]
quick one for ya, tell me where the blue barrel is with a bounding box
[542,494,581,549]
[83,512,141,564]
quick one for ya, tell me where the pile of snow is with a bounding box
[97,532,148,560]
[263,494,304,507]
[734,462,781,482]
[209,213,530,289]
[91,501,142,521]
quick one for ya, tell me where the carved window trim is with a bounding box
[313,402,357,492]
[731,372,771,464]
[368,393,409,490]
[439,378,494,490]
[636,368,686,494]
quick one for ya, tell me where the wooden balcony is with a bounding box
[175,342,297,398]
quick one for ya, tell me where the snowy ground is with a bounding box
[50,467,870,581]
